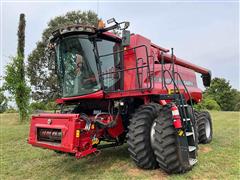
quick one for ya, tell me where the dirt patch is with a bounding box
[127,167,143,176]
[109,161,129,170]
[199,146,213,153]
[149,169,168,180]
[110,161,168,179]
[127,167,168,179]
[109,162,143,176]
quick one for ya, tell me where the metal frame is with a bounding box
[98,45,154,93]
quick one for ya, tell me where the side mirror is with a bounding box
[202,71,211,87]
[122,30,130,47]
[107,18,116,24]
[124,22,130,29]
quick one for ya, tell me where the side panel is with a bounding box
[28,114,80,153]
[123,34,151,91]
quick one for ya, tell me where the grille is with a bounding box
[37,128,62,144]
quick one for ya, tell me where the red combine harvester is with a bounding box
[28,19,213,173]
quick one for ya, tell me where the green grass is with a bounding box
[1,111,239,179]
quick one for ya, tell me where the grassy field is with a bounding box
[0,111,239,180]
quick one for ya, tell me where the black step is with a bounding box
[188,146,196,152]
[186,132,194,136]
[189,158,198,165]
[182,118,190,121]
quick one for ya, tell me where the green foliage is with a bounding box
[4,57,31,121]
[30,101,47,111]
[17,14,26,57]
[3,14,30,121]
[234,102,240,111]
[195,96,221,111]
[204,77,240,111]
[231,89,240,111]
[30,101,57,112]
[46,101,57,110]
[27,10,99,102]
[0,88,8,113]
[4,107,18,113]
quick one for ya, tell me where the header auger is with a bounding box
[28,18,213,174]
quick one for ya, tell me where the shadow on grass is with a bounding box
[50,144,130,174]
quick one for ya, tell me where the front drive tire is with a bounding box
[196,111,213,144]
[127,103,161,169]
[152,104,196,173]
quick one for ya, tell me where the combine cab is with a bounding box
[28,18,213,173]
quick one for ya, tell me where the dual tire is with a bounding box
[127,103,197,173]
[127,103,160,169]
[195,111,213,144]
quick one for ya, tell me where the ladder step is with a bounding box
[179,104,188,107]
[186,132,194,136]
[189,158,198,166]
[188,146,196,152]
[182,118,190,121]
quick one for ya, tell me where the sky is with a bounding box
[0,0,239,90]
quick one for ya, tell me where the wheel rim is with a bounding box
[205,119,211,139]
[150,122,156,148]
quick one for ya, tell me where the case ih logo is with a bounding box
[47,119,52,125]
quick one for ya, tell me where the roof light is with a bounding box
[98,20,105,29]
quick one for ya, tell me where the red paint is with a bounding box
[173,119,182,129]
[28,112,124,157]
[171,105,182,129]
[56,90,104,104]
[75,148,97,158]
[107,116,124,138]
[28,114,80,153]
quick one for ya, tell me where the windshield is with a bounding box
[57,36,100,97]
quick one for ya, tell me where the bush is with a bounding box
[5,107,18,113]
[234,102,240,111]
[30,102,47,111]
[195,97,221,111]
[46,101,57,110]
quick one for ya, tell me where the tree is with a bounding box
[194,96,221,111]
[27,10,99,102]
[0,87,8,113]
[231,89,240,111]
[4,14,30,121]
[204,77,239,111]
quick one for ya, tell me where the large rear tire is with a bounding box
[127,103,161,169]
[152,104,196,173]
[196,111,213,144]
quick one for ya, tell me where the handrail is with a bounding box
[174,72,193,104]
[174,72,196,124]
[99,44,149,58]
[99,44,153,92]
[163,69,179,93]
[162,69,189,128]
